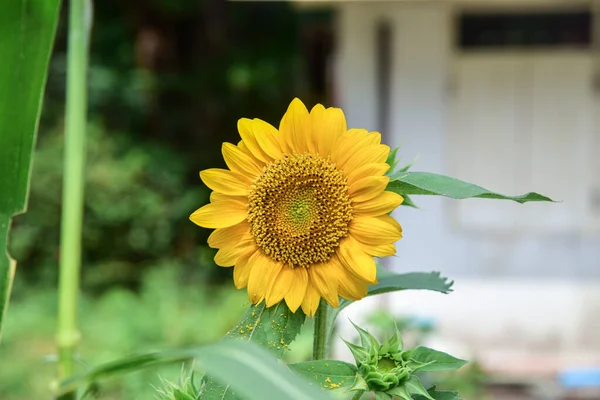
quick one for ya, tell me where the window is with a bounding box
[458,11,592,50]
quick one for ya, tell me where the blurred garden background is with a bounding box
[1,1,326,398]
[3,0,600,399]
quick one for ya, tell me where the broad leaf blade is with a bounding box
[0,0,61,342]
[387,172,554,203]
[288,360,357,390]
[409,347,467,372]
[58,341,333,400]
[202,302,306,399]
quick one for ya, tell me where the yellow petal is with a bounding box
[301,284,321,317]
[310,105,347,157]
[284,267,308,312]
[308,263,340,308]
[353,191,404,216]
[351,215,403,245]
[222,142,262,177]
[247,252,283,304]
[238,118,270,163]
[337,235,377,283]
[190,200,248,229]
[253,119,283,159]
[200,168,250,196]
[266,266,294,307]
[210,192,247,204]
[342,144,390,176]
[357,241,397,257]
[331,256,369,301]
[207,220,251,248]
[279,98,310,154]
[349,176,390,203]
[306,105,324,154]
[214,238,255,267]
[233,247,257,289]
[346,163,390,186]
[333,129,374,170]
[366,131,382,145]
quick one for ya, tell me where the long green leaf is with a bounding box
[387,172,554,203]
[0,0,61,342]
[201,301,306,399]
[58,341,333,400]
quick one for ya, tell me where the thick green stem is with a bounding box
[312,299,330,360]
[56,0,90,394]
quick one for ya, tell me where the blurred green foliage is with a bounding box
[10,124,211,291]
[0,265,248,400]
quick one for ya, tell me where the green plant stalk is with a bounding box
[56,0,90,390]
[312,300,330,360]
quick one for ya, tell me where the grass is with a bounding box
[0,264,248,400]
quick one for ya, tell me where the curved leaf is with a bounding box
[0,0,61,342]
[58,341,333,400]
[289,360,357,390]
[409,347,467,372]
[387,172,555,203]
[201,301,306,399]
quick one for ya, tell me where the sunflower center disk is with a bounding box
[248,154,353,267]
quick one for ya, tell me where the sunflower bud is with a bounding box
[344,323,436,400]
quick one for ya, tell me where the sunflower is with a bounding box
[190,98,403,316]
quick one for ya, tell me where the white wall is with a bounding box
[334,1,600,358]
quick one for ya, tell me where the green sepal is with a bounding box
[350,321,380,349]
[387,385,413,400]
[399,194,418,208]
[385,146,400,172]
[406,376,434,400]
[343,339,369,365]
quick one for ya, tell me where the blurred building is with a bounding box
[298,0,600,388]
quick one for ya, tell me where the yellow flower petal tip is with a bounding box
[191,98,403,316]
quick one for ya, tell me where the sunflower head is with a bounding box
[190,98,403,316]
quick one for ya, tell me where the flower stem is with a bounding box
[56,0,90,397]
[312,299,330,360]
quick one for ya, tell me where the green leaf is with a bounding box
[386,146,400,172]
[201,301,306,399]
[330,271,453,343]
[0,0,61,343]
[387,172,555,203]
[59,341,333,400]
[399,194,418,208]
[367,271,454,298]
[288,360,357,390]
[409,347,467,372]
[386,386,412,400]
[374,392,394,400]
[406,377,434,400]
[412,386,462,400]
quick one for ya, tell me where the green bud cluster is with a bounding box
[344,323,436,400]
